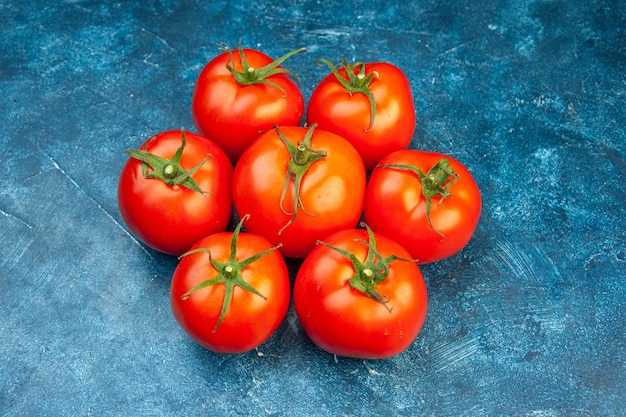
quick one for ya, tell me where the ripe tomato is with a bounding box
[293,225,428,359]
[118,130,233,256]
[364,149,482,264]
[192,43,305,161]
[306,60,416,170]
[170,216,290,354]
[232,124,366,259]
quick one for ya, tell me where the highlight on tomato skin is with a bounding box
[293,225,428,360]
[169,215,291,354]
[363,149,482,264]
[117,129,234,256]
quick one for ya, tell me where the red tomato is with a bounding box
[118,130,233,256]
[170,216,290,354]
[232,125,366,259]
[306,60,416,170]
[293,225,428,359]
[192,43,305,161]
[364,149,482,264]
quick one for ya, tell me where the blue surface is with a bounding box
[1,0,624,415]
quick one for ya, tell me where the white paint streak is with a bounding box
[431,333,482,373]
[0,208,33,230]
[490,240,541,283]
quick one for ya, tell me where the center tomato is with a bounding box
[232,125,366,259]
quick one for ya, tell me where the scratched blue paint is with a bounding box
[0,0,624,416]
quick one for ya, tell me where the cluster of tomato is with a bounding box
[117,43,482,359]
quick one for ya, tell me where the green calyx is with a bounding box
[276,124,328,234]
[317,223,416,312]
[378,158,460,236]
[179,214,282,332]
[125,129,211,195]
[318,58,379,131]
[223,40,306,92]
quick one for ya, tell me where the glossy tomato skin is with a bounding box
[306,62,416,170]
[192,48,304,161]
[364,149,482,264]
[232,126,367,259]
[293,228,428,359]
[170,231,290,354]
[117,130,233,256]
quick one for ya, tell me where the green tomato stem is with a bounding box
[294,144,309,165]
[163,164,177,179]
[223,264,237,279]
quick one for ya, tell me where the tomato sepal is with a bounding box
[317,58,379,131]
[125,129,211,195]
[179,214,281,331]
[316,223,417,312]
[224,40,306,92]
[276,124,328,234]
[377,158,460,236]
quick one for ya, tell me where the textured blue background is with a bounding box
[1,0,624,416]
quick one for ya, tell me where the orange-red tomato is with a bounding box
[232,125,366,259]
